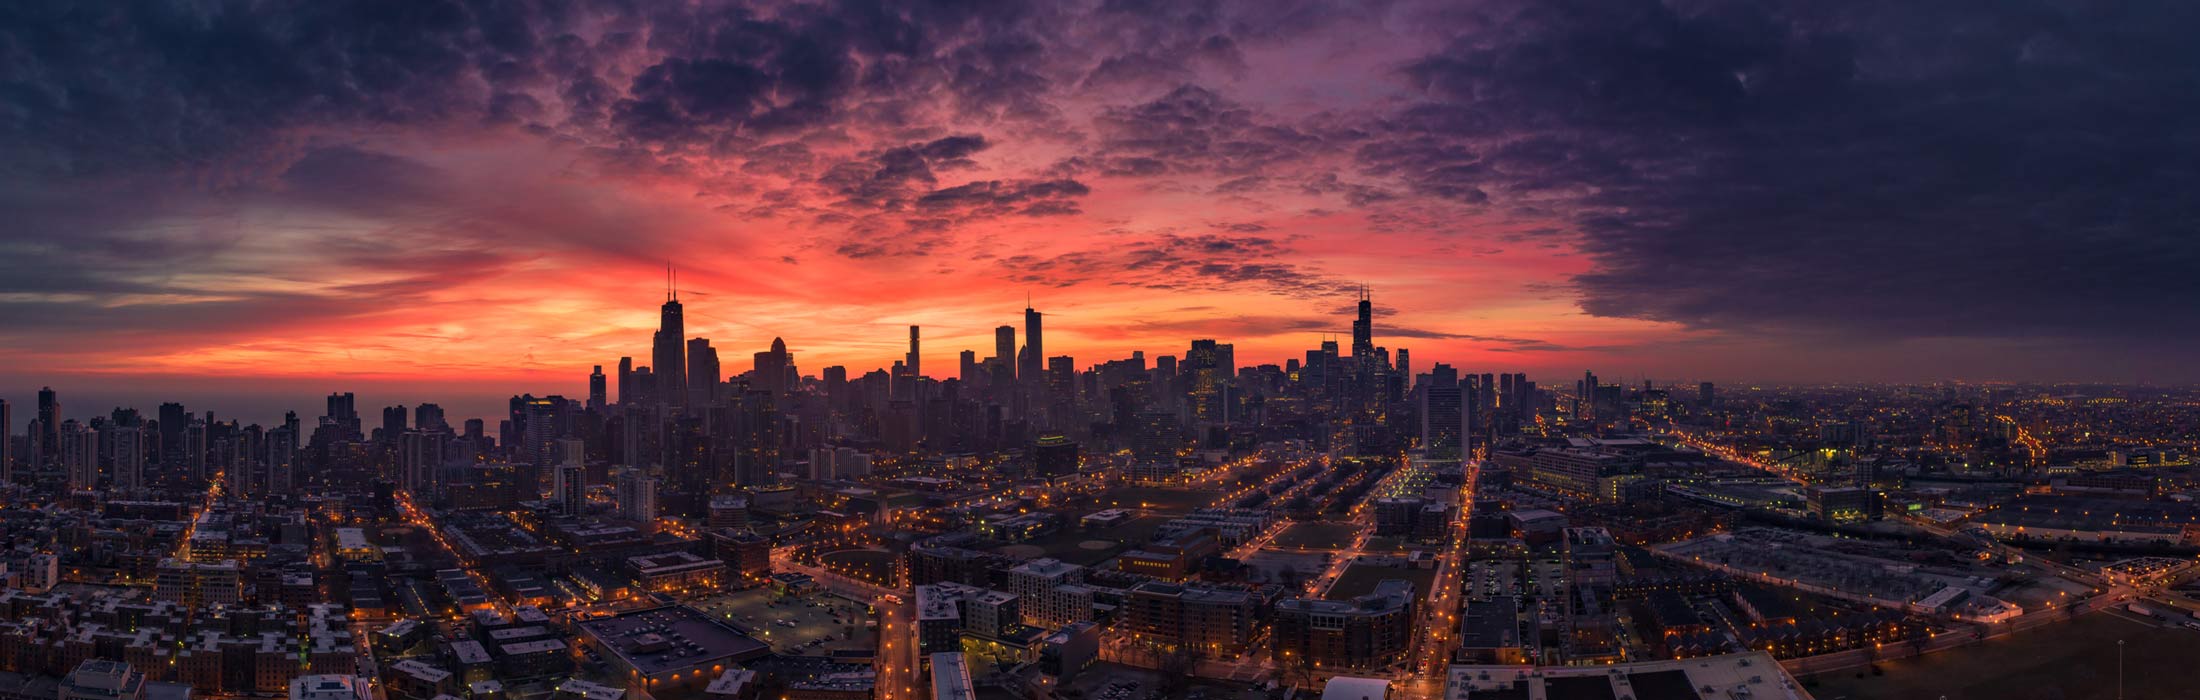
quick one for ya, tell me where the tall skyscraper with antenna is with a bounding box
[906,325,921,379]
[653,266,686,408]
[1352,285,1375,361]
[1022,300,1043,393]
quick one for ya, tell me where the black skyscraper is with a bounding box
[1352,287,1374,360]
[655,288,687,408]
[755,338,790,399]
[158,402,187,465]
[906,325,921,379]
[994,325,1016,378]
[0,399,10,481]
[1022,305,1043,393]
[589,365,608,411]
[617,356,635,405]
[326,392,360,440]
[36,387,57,466]
[688,337,719,406]
[381,405,407,441]
[415,403,448,433]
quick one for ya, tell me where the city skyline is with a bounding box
[5,1,2197,396]
[1,284,2162,430]
[0,290,1619,428]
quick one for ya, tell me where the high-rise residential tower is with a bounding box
[36,387,58,467]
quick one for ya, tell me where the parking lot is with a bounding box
[689,587,877,656]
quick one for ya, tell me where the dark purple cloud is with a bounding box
[1377,0,2200,341]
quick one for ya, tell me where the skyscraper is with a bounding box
[158,402,187,466]
[755,338,790,398]
[324,392,360,441]
[994,325,1017,380]
[654,278,687,408]
[415,403,448,433]
[1047,355,1076,405]
[906,325,922,379]
[822,365,848,408]
[554,462,585,515]
[588,365,608,411]
[616,356,635,405]
[400,429,447,494]
[183,418,207,480]
[61,420,96,490]
[1352,287,1375,361]
[1396,349,1412,390]
[517,397,557,465]
[616,467,659,523]
[380,405,407,441]
[0,399,10,483]
[688,337,719,406]
[1023,304,1044,388]
[36,387,58,467]
[1420,364,1463,459]
[108,421,146,491]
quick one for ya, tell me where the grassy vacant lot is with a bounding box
[1361,536,1436,553]
[1269,521,1362,550]
[1325,563,1440,604]
[1805,612,2195,700]
[1017,515,1178,566]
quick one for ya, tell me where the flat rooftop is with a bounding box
[576,606,771,675]
[1445,652,1807,700]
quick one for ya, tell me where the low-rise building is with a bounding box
[61,661,144,700]
[1123,581,1263,656]
[1273,580,1415,671]
[574,606,770,695]
[291,675,371,700]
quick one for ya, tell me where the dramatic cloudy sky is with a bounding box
[2,0,2195,421]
